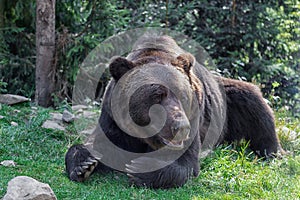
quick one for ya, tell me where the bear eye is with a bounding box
[152,90,167,103]
[149,84,168,103]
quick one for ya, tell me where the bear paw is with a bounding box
[65,144,102,182]
[125,157,170,188]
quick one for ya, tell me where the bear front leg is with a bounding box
[126,157,196,189]
[65,144,102,182]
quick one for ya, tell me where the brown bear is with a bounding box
[65,35,284,189]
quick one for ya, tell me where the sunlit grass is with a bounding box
[0,104,299,199]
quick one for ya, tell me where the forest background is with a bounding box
[0,0,299,115]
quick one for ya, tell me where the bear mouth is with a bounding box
[161,137,189,150]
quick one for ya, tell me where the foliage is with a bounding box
[0,0,130,100]
[0,0,299,112]
[0,104,299,199]
[0,0,36,97]
[129,0,300,114]
[54,0,131,101]
[0,79,7,94]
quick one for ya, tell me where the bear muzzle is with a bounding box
[161,119,191,150]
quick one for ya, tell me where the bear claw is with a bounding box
[66,145,101,182]
[70,156,99,182]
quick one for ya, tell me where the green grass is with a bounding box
[0,104,299,200]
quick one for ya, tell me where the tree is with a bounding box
[0,0,4,28]
[35,0,56,107]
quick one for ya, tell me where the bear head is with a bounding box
[108,51,203,151]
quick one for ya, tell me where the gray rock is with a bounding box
[83,110,98,119]
[74,108,84,115]
[2,176,57,200]
[10,121,18,126]
[42,120,65,131]
[80,129,95,136]
[0,115,4,119]
[31,106,38,110]
[62,110,75,123]
[0,94,30,105]
[71,105,88,111]
[49,113,62,121]
[0,160,16,167]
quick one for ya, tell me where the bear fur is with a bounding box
[65,35,284,189]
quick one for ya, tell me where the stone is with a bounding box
[74,108,84,115]
[0,94,30,105]
[83,110,98,119]
[0,115,4,119]
[92,101,100,106]
[2,176,57,200]
[71,105,88,111]
[31,106,38,110]
[10,122,18,126]
[62,110,75,123]
[80,129,95,136]
[1,160,16,167]
[42,120,65,131]
[49,113,62,121]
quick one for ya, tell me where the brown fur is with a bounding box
[65,35,284,189]
[220,77,283,155]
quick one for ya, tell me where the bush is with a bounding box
[1,0,299,112]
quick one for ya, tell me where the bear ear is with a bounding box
[172,53,195,74]
[109,57,135,80]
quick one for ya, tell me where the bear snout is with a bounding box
[171,119,191,142]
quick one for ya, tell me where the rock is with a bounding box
[80,129,95,136]
[42,120,65,131]
[1,160,16,167]
[10,121,18,126]
[2,176,57,200]
[74,108,84,115]
[31,106,38,110]
[0,94,30,105]
[71,105,88,111]
[62,110,75,123]
[92,101,101,106]
[83,110,98,119]
[0,115,4,119]
[49,113,62,121]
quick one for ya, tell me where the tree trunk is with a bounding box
[0,0,5,28]
[35,0,56,107]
